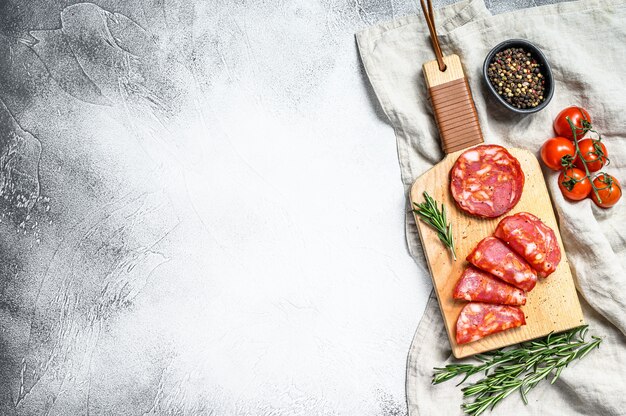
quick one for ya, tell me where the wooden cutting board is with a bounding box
[411,55,584,359]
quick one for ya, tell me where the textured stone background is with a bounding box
[0,0,566,415]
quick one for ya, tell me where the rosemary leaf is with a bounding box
[432,325,602,416]
[412,191,457,260]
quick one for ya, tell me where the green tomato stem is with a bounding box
[565,116,602,203]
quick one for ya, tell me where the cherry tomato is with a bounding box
[591,174,622,208]
[558,168,591,201]
[553,106,591,141]
[574,138,608,172]
[540,137,576,171]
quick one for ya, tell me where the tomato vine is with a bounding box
[563,114,610,203]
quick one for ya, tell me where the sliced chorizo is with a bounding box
[466,236,537,291]
[453,266,526,306]
[456,302,526,345]
[450,145,524,218]
[495,212,561,278]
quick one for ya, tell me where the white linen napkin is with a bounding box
[357,0,626,414]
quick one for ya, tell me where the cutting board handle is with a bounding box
[423,54,484,154]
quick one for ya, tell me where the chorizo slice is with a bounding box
[453,266,526,306]
[495,212,561,278]
[456,302,526,345]
[450,144,524,218]
[466,236,537,291]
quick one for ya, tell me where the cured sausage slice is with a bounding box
[466,237,537,291]
[495,212,561,278]
[450,145,524,218]
[453,266,526,306]
[456,302,526,345]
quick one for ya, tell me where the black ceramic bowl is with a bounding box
[483,39,554,114]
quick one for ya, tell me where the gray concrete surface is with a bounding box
[0,0,568,415]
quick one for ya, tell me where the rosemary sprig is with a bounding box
[412,191,456,260]
[433,325,602,416]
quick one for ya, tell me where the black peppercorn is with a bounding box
[487,47,546,109]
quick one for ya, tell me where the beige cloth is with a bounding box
[357,0,626,414]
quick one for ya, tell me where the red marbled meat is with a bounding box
[453,266,526,306]
[456,302,526,345]
[495,212,561,278]
[466,237,537,291]
[450,145,524,218]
